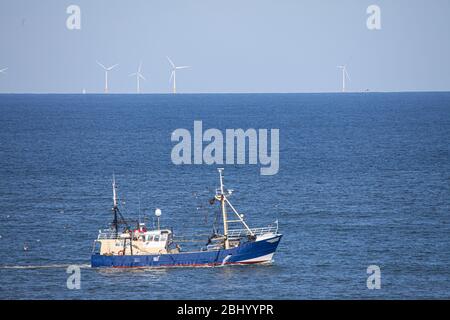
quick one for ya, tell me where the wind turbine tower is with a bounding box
[337,65,350,92]
[97,62,118,93]
[129,62,146,94]
[167,57,190,94]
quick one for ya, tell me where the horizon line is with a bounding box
[1,90,450,95]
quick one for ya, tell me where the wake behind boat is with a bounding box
[91,168,282,268]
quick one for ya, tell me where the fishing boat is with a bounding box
[91,168,282,268]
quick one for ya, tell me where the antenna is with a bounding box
[112,174,119,232]
[218,168,225,193]
[110,174,128,233]
[112,173,118,209]
[138,193,142,224]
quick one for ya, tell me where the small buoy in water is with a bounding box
[0,235,2,239]
[23,243,29,251]
[6,215,10,218]
[36,239,40,242]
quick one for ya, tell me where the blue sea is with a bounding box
[0,92,449,299]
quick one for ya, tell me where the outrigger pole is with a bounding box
[216,168,254,250]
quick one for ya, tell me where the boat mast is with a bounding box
[112,174,119,233]
[218,168,230,249]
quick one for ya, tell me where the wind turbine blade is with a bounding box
[169,70,174,82]
[139,73,146,80]
[0,67,7,73]
[345,69,350,80]
[138,61,142,73]
[97,61,107,70]
[129,73,137,77]
[167,56,175,68]
[107,64,118,71]
[176,66,190,69]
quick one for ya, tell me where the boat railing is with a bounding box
[172,233,212,243]
[97,224,279,240]
[227,225,278,239]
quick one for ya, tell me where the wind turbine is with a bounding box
[337,65,350,92]
[167,56,190,94]
[97,61,118,93]
[129,62,146,94]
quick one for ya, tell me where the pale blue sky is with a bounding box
[0,0,449,93]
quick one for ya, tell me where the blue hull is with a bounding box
[91,235,282,268]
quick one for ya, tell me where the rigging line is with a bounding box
[192,193,210,225]
[117,191,130,218]
[114,191,129,227]
[212,205,221,234]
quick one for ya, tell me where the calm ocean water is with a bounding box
[0,92,449,299]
